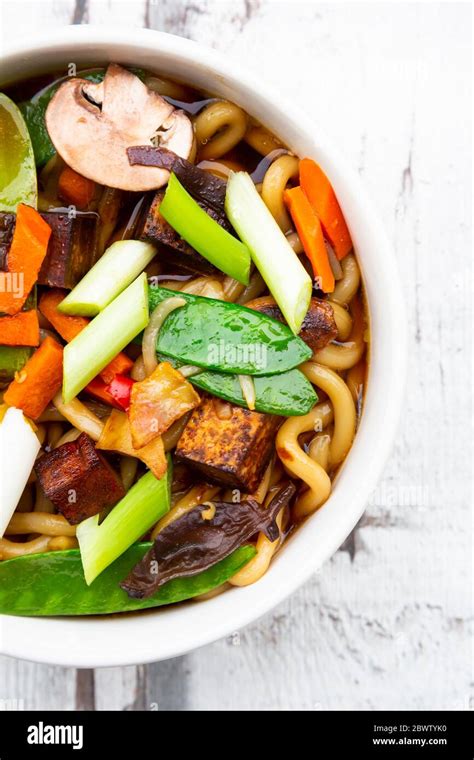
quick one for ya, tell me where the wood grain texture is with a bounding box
[0,0,471,711]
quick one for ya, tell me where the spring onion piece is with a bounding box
[238,375,256,410]
[225,171,312,334]
[77,462,171,585]
[159,173,251,284]
[0,407,41,537]
[62,273,149,403]
[59,240,156,316]
[0,93,37,212]
[142,297,186,377]
[0,543,255,616]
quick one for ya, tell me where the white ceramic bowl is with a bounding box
[0,26,406,667]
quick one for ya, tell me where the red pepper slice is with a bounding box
[105,374,135,412]
[85,377,122,409]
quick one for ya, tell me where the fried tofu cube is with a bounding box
[35,432,125,524]
[175,397,279,492]
[2,210,100,290]
[38,211,99,289]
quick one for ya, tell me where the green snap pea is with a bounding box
[148,286,312,376]
[0,544,256,616]
[160,354,317,416]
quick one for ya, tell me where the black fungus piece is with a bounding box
[121,481,296,598]
[127,145,229,222]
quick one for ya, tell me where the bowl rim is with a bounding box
[0,25,407,668]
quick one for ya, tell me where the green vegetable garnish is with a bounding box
[148,286,311,376]
[225,171,312,334]
[161,354,317,416]
[63,273,149,402]
[0,346,32,382]
[77,464,171,586]
[189,367,317,415]
[159,173,251,284]
[59,240,157,316]
[0,93,37,212]
[0,543,255,616]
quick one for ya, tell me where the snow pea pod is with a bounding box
[149,286,312,376]
[0,543,255,616]
[160,354,317,416]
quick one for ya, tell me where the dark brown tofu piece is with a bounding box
[38,211,99,289]
[35,432,125,524]
[137,191,218,275]
[245,295,338,351]
[0,213,15,270]
[175,397,280,492]
[299,298,338,350]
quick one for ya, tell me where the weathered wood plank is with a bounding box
[0,0,76,40]
[0,655,76,710]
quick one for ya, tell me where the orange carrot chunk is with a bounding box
[0,204,51,315]
[284,186,335,294]
[4,336,63,419]
[0,309,40,346]
[99,353,134,385]
[299,158,352,260]
[58,167,96,209]
[39,288,89,342]
[38,289,134,382]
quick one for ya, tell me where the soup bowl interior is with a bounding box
[0,26,406,667]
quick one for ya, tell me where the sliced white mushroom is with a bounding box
[45,64,194,191]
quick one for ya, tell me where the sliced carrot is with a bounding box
[0,204,51,315]
[299,158,352,260]
[284,186,335,293]
[99,353,134,385]
[38,288,134,382]
[58,167,96,209]
[39,289,89,342]
[0,309,40,346]
[4,336,63,419]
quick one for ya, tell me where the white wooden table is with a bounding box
[0,0,471,711]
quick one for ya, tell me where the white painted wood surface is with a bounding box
[0,0,471,711]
